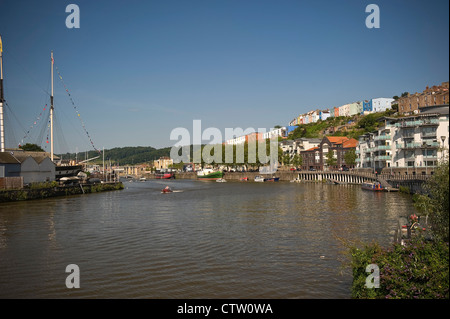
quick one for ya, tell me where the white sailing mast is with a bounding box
[0,35,5,152]
[50,51,54,161]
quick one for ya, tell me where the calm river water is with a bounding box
[0,179,416,298]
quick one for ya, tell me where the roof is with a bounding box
[326,136,349,145]
[6,151,54,164]
[342,138,358,148]
[0,152,21,164]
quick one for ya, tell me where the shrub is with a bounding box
[351,238,449,299]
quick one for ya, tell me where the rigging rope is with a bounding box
[54,64,101,154]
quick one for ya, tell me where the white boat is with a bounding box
[216,178,227,183]
[254,176,265,182]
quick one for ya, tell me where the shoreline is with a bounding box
[0,181,124,203]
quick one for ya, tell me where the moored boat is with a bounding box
[254,176,265,182]
[264,177,279,182]
[240,177,248,181]
[361,182,384,191]
[155,172,175,179]
[197,168,224,180]
[216,178,227,183]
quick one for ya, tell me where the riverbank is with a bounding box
[0,181,124,203]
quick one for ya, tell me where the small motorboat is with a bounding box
[361,182,384,191]
[254,176,265,182]
[240,177,248,181]
[216,178,227,182]
[161,186,173,193]
[264,176,280,182]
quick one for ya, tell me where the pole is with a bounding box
[50,51,54,161]
[103,147,105,182]
[0,34,5,152]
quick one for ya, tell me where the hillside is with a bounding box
[288,109,398,140]
[58,146,171,165]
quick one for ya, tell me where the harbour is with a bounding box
[0,179,417,298]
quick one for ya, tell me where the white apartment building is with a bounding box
[356,106,449,172]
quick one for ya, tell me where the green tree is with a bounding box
[344,149,357,167]
[292,154,303,168]
[326,150,337,167]
[19,143,45,152]
[413,160,449,242]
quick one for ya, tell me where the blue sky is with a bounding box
[0,0,448,153]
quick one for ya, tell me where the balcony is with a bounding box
[375,155,392,161]
[397,142,421,150]
[394,119,439,127]
[376,145,391,151]
[421,131,437,138]
[374,135,391,141]
[421,142,440,148]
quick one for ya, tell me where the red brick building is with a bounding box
[301,136,358,171]
[398,82,449,115]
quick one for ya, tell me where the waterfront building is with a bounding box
[153,156,173,170]
[0,150,55,184]
[397,82,449,115]
[355,105,449,174]
[301,136,358,171]
[0,152,21,178]
[280,138,321,162]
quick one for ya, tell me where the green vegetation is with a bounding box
[344,149,357,167]
[350,160,449,298]
[19,143,45,152]
[326,149,337,167]
[192,139,283,169]
[288,109,399,141]
[58,146,171,165]
[412,161,449,242]
[350,238,448,299]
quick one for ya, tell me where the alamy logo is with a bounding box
[170,120,279,173]
[365,264,380,288]
[65,4,80,29]
[65,264,80,288]
[365,4,380,29]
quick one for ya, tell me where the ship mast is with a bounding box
[50,51,54,161]
[0,35,5,152]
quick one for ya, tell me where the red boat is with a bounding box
[161,187,173,193]
[240,177,248,181]
[155,172,175,179]
[361,182,384,191]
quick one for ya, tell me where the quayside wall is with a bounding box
[0,182,124,203]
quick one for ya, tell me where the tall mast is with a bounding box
[0,35,5,152]
[50,51,54,161]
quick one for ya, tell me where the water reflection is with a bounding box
[0,180,417,298]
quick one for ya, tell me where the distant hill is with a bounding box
[288,109,398,140]
[58,146,172,165]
